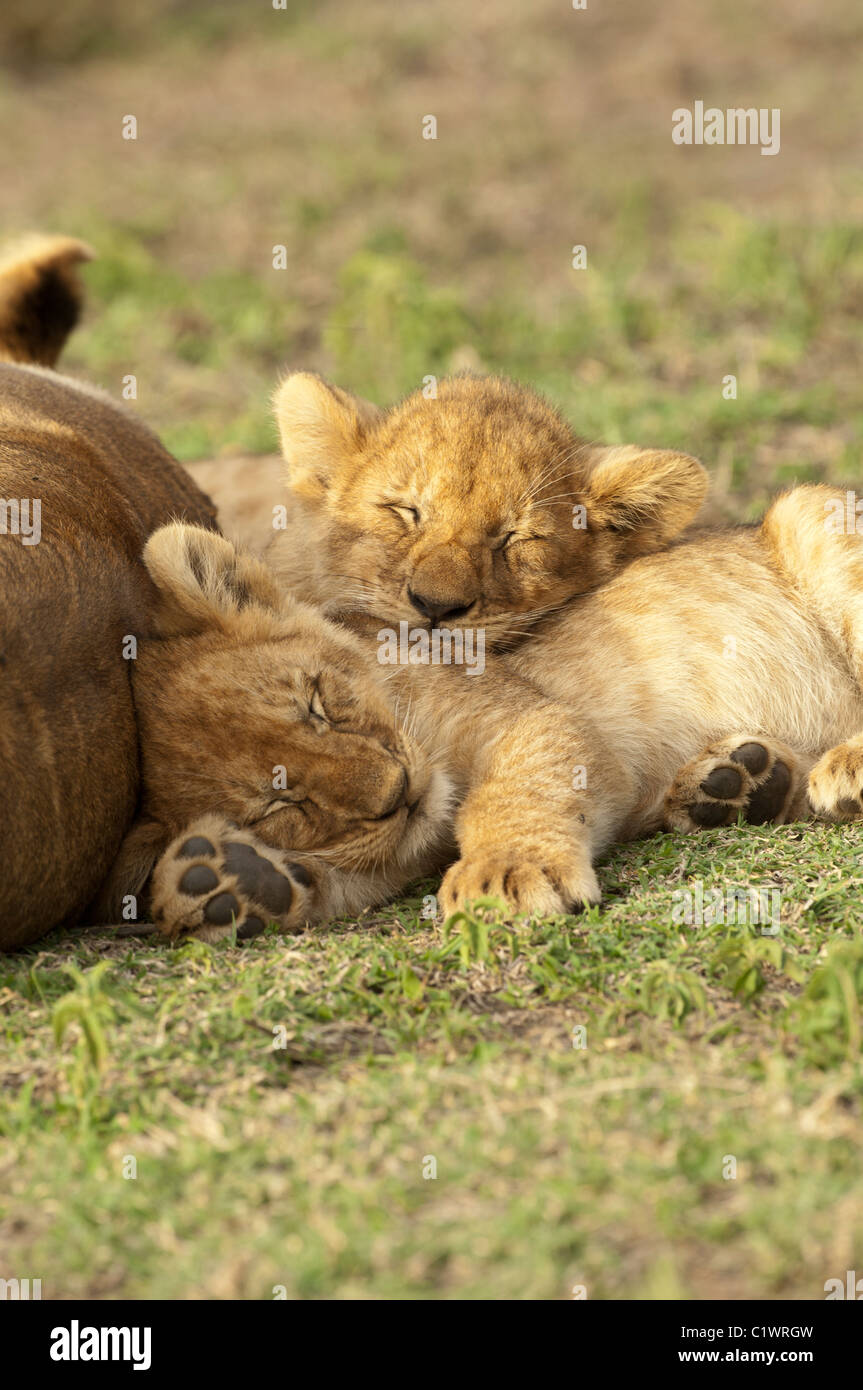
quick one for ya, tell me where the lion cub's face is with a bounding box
[131,524,451,878]
[273,373,707,648]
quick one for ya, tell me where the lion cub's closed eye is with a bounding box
[268,371,707,649]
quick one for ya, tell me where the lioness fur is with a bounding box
[0,235,219,947]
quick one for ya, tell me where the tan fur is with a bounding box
[0,238,218,948]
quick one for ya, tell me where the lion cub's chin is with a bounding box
[395,764,456,868]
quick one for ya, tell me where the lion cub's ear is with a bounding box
[273,371,382,501]
[584,445,707,550]
[143,523,286,637]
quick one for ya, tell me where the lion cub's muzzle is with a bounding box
[368,763,411,819]
[306,732,417,824]
[407,542,481,625]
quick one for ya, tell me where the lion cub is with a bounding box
[266,372,707,647]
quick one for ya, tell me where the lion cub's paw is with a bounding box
[664,736,800,832]
[438,853,600,920]
[808,740,863,821]
[150,815,316,943]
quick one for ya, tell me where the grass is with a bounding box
[2,0,863,1299]
[3,825,863,1299]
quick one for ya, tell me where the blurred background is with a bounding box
[2,0,862,518]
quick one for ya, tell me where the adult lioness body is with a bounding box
[0,237,218,948]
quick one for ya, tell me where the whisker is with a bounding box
[519,438,603,506]
[532,491,579,506]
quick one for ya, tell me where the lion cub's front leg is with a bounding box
[663,735,806,831]
[436,702,616,920]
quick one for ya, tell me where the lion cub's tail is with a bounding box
[0,233,93,367]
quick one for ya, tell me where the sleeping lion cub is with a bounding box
[138,361,863,939]
[264,372,708,648]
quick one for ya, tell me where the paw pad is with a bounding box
[203,891,241,925]
[222,841,294,915]
[150,819,315,942]
[179,864,219,895]
[666,736,797,833]
[730,742,769,776]
[178,836,216,859]
[699,766,742,800]
[746,760,791,824]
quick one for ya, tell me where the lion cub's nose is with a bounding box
[373,764,411,819]
[408,588,475,624]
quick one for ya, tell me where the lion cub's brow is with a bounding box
[382,492,519,539]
